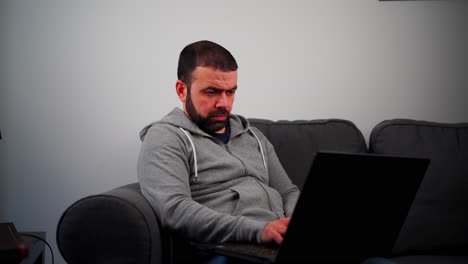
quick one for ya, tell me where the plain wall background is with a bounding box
[1,1,467,263]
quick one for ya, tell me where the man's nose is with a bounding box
[215,93,229,108]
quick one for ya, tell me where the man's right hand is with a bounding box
[260,217,291,245]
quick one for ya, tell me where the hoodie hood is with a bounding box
[140,107,250,141]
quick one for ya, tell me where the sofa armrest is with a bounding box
[57,183,164,264]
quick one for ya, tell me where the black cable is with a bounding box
[19,233,55,264]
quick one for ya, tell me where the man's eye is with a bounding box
[205,90,216,95]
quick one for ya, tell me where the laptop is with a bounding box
[193,151,430,264]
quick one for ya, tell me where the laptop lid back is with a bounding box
[276,151,429,263]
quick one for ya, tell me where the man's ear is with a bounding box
[175,80,187,103]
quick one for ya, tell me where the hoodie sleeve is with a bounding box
[137,124,266,243]
[266,140,300,217]
[252,128,301,217]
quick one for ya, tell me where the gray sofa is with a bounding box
[56,118,468,264]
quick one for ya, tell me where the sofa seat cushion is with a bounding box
[249,118,367,190]
[369,119,468,256]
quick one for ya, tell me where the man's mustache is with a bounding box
[208,108,230,117]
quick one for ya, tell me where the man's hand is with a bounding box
[260,217,291,245]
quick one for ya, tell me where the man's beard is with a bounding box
[186,90,230,134]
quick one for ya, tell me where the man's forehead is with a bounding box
[192,66,237,86]
[193,66,237,77]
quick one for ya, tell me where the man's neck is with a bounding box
[214,127,226,134]
[209,124,230,144]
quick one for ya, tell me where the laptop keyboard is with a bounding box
[214,242,279,260]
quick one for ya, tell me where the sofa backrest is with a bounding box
[249,118,367,190]
[369,119,468,256]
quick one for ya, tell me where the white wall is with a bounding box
[1,1,467,263]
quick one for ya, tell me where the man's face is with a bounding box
[182,66,238,134]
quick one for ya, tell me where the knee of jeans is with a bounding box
[207,255,229,264]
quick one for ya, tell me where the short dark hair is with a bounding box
[177,40,238,87]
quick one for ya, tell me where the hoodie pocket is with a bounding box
[230,177,280,219]
[261,183,285,216]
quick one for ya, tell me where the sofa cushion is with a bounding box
[249,119,367,190]
[369,119,468,256]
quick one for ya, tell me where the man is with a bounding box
[137,40,395,264]
[138,40,299,248]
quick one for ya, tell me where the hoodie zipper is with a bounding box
[223,144,248,177]
[223,141,280,219]
[254,179,281,219]
[208,136,248,177]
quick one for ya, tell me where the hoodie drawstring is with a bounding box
[179,127,268,182]
[248,128,268,175]
[179,127,198,182]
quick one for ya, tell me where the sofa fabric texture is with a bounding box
[369,119,468,256]
[56,118,468,264]
[57,183,164,264]
[249,118,367,190]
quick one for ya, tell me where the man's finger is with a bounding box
[276,224,287,236]
[279,217,291,226]
[272,231,283,245]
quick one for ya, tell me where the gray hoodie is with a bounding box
[137,107,300,243]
